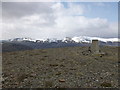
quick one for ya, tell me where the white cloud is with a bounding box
[2,2,118,40]
[51,3,84,16]
[21,14,48,25]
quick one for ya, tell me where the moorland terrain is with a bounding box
[2,46,119,88]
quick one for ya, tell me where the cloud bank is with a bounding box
[2,2,118,40]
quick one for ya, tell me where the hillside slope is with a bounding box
[2,42,33,52]
[2,46,119,88]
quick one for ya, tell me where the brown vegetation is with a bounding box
[2,46,119,88]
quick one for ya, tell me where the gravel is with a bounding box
[2,46,119,88]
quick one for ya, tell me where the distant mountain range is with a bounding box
[4,36,119,43]
[1,36,119,52]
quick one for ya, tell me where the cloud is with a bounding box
[2,2,118,40]
[51,2,84,16]
[2,2,53,19]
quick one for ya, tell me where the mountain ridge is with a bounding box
[4,36,119,43]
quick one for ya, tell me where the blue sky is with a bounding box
[62,2,118,22]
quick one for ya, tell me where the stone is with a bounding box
[59,79,65,82]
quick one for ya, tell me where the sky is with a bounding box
[1,2,118,40]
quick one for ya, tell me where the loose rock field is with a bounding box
[2,46,119,88]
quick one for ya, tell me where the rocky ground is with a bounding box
[2,46,119,88]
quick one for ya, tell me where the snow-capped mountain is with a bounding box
[2,36,119,52]
[71,36,119,43]
[9,37,36,42]
[7,36,119,43]
[72,36,91,43]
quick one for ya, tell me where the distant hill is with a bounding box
[2,42,33,52]
[2,41,90,52]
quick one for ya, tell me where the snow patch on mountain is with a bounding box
[7,36,119,43]
[9,37,36,42]
[72,36,119,43]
